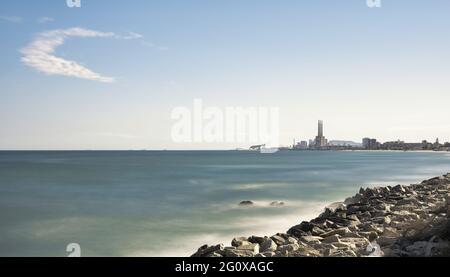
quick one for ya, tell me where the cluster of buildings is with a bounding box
[291,120,450,152]
[293,120,328,150]
[364,138,448,151]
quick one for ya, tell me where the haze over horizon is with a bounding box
[1,0,450,150]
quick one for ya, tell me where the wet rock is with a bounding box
[192,174,450,258]
[270,201,285,207]
[239,200,254,206]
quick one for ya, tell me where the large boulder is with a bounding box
[248,236,265,244]
[320,227,351,238]
[191,244,224,257]
[239,200,255,206]
[237,243,260,254]
[299,236,324,244]
[323,234,341,244]
[277,243,300,252]
[260,238,277,252]
[231,237,249,247]
[271,234,287,246]
[287,221,315,237]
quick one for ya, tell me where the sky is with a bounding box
[1,0,450,150]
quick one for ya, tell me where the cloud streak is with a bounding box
[0,15,23,23]
[21,28,115,83]
[20,28,140,83]
[38,17,55,24]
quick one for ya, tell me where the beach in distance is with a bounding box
[0,150,449,257]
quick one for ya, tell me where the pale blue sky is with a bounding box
[1,0,450,150]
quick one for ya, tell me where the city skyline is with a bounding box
[292,119,449,151]
[1,1,450,150]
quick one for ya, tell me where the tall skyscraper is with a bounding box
[318,120,323,137]
[314,120,328,148]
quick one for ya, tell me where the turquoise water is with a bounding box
[0,150,449,257]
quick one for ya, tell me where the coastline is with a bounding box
[192,173,450,257]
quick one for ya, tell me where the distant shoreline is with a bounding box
[0,149,449,153]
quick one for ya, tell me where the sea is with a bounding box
[0,150,449,257]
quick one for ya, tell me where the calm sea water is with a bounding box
[0,150,449,257]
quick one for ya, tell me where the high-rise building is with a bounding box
[314,120,328,148]
[363,138,379,149]
[362,138,371,149]
[318,120,323,137]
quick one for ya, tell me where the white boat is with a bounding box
[260,146,279,154]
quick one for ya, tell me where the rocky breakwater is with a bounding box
[192,174,450,257]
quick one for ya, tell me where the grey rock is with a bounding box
[231,237,249,247]
[287,221,315,237]
[192,244,224,257]
[271,235,287,246]
[323,234,341,243]
[321,227,351,238]
[191,175,450,258]
[248,235,265,244]
[239,200,255,206]
[392,185,406,193]
[237,243,260,254]
[278,243,299,252]
[299,236,324,244]
[270,201,285,207]
[263,251,276,257]
[225,249,255,257]
[260,238,277,252]
[377,236,397,247]
[344,193,363,205]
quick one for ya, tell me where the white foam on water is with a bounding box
[127,199,332,257]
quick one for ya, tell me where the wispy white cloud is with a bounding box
[118,32,143,40]
[0,15,23,23]
[20,27,121,83]
[141,40,169,51]
[38,17,55,24]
